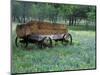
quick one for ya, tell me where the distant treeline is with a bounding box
[12,0,96,26]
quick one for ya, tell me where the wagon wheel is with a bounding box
[42,37,52,48]
[63,33,72,45]
[15,37,28,48]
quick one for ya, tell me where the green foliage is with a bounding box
[12,1,96,26]
[12,1,23,17]
[87,7,96,21]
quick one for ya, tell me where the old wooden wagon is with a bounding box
[15,21,72,48]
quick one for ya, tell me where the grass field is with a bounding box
[11,23,96,73]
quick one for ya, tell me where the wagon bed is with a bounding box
[16,21,67,37]
[15,21,72,48]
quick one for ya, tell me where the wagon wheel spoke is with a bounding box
[15,37,28,48]
[41,37,52,48]
[63,33,72,45]
[44,38,50,44]
[20,40,27,47]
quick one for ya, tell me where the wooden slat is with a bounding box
[16,21,68,38]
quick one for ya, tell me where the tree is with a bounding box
[12,1,23,22]
[86,6,96,26]
[58,4,79,25]
[12,1,96,27]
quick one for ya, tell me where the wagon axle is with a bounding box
[15,33,72,48]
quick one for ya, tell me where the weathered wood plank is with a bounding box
[16,21,68,38]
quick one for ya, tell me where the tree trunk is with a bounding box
[13,16,16,22]
[16,17,21,23]
[74,18,77,25]
[71,16,74,26]
[69,17,71,26]
[23,16,25,23]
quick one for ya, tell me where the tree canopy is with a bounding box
[12,1,96,26]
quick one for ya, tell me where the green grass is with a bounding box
[68,25,96,31]
[11,24,96,73]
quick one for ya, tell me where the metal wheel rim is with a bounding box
[15,37,27,48]
[63,34,72,45]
